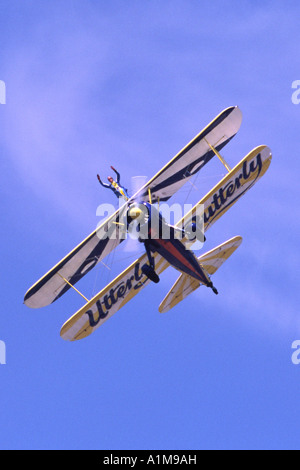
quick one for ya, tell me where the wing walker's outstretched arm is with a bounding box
[97,174,111,188]
[110,166,120,183]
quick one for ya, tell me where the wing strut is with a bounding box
[204,137,231,172]
[148,187,152,204]
[57,273,89,302]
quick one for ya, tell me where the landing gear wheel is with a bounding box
[208,281,218,295]
[142,264,160,283]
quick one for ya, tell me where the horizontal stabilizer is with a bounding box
[159,236,242,313]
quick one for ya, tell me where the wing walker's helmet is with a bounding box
[107,176,114,183]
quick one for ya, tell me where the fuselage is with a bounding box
[126,202,211,286]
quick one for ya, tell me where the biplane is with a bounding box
[24,106,272,341]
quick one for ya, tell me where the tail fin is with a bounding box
[158,236,242,313]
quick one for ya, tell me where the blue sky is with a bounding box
[1,0,300,450]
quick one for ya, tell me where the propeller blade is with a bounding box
[124,176,147,252]
[131,175,147,202]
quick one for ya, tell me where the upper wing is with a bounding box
[60,253,170,341]
[133,106,242,202]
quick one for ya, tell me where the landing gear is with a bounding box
[142,241,160,283]
[208,281,218,295]
[141,264,160,283]
[212,286,218,295]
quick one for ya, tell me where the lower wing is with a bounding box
[60,253,170,341]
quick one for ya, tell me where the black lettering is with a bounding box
[242,160,251,180]
[86,300,108,327]
[204,153,264,226]
[253,153,262,176]
[225,182,235,198]
[126,275,135,291]
[103,289,118,310]
[211,193,222,211]
[116,283,126,298]
[134,263,143,282]
[85,262,160,328]
[134,279,149,290]
[234,173,243,189]
[218,187,226,205]
[204,204,215,224]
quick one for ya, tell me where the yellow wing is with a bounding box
[60,253,170,341]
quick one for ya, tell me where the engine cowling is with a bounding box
[125,203,150,240]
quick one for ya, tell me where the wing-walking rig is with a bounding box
[24,106,272,341]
